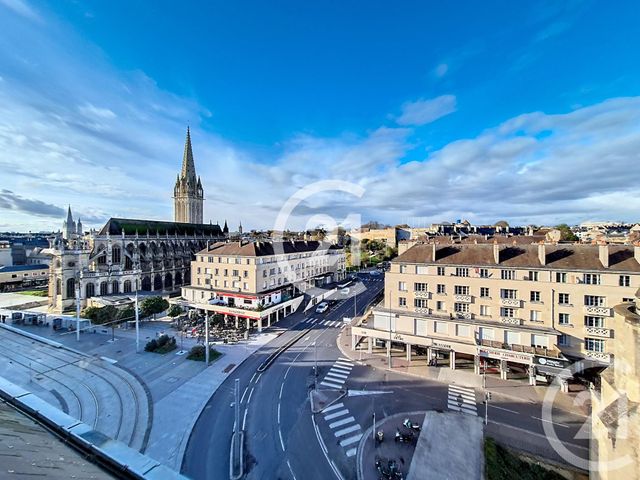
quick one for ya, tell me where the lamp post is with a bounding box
[135,265,140,353]
[75,251,82,342]
[388,292,393,369]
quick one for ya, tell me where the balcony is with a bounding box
[456,312,472,320]
[584,306,612,316]
[582,350,612,363]
[479,339,561,358]
[414,291,430,299]
[500,316,523,325]
[500,298,521,308]
[454,294,472,303]
[414,306,430,315]
[585,326,612,338]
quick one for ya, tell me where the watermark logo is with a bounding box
[541,358,634,473]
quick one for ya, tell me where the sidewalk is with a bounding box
[337,326,588,416]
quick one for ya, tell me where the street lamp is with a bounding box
[75,250,82,342]
[135,264,141,353]
[388,291,393,369]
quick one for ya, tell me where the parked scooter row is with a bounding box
[375,457,403,480]
[394,417,421,445]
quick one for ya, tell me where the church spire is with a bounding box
[66,205,74,223]
[181,126,197,182]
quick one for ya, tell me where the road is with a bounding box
[183,272,589,479]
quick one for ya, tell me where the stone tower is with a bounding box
[62,205,76,240]
[174,127,204,224]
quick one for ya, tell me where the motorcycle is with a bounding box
[403,418,421,432]
[394,429,415,444]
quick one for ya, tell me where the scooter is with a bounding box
[394,429,415,444]
[403,418,421,432]
[376,430,384,444]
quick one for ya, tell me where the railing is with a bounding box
[480,339,561,358]
[583,350,611,363]
[454,294,472,303]
[414,291,430,299]
[585,326,611,338]
[500,316,522,325]
[584,306,612,316]
[500,298,521,307]
[414,306,430,315]
[456,312,472,320]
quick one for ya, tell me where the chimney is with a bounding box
[493,242,500,264]
[432,242,437,261]
[538,244,546,266]
[634,243,640,265]
[599,244,609,268]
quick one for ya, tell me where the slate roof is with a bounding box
[200,240,343,257]
[0,264,49,272]
[396,243,640,272]
[98,218,224,237]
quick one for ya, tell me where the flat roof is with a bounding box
[0,264,49,273]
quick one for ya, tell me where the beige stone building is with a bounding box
[181,240,346,330]
[590,296,640,479]
[352,242,640,385]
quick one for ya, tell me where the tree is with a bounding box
[95,305,117,325]
[140,296,170,320]
[555,224,579,242]
[167,304,184,318]
[81,306,101,322]
[117,305,136,322]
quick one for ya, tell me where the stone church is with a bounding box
[48,128,228,313]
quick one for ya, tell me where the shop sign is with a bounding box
[477,347,533,364]
[432,341,452,350]
[534,356,570,369]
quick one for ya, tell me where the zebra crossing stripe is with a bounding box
[334,424,360,437]
[448,403,478,416]
[326,371,348,380]
[335,360,353,368]
[324,376,345,386]
[320,380,343,389]
[449,385,475,395]
[323,402,344,413]
[329,416,356,429]
[346,447,357,457]
[324,409,349,420]
[449,391,475,402]
[339,433,362,447]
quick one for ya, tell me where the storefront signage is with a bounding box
[534,356,570,369]
[477,347,533,364]
[432,341,452,350]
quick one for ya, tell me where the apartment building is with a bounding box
[351,242,640,385]
[181,240,346,330]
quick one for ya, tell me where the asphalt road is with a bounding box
[183,273,590,480]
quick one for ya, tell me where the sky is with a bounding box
[1,0,639,233]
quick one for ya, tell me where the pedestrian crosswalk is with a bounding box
[321,401,362,458]
[447,384,477,416]
[301,318,344,328]
[319,357,354,390]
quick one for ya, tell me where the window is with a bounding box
[530,310,540,322]
[434,321,448,334]
[243,271,249,278]
[558,293,570,305]
[400,265,407,274]
[455,267,469,277]
[417,266,428,275]
[623,297,635,303]
[558,334,569,346]
[505,331,520,345]
[501,269,516,280]
[478,268,489,278]
[197,267,201,274]
[232,269,239,277]
[558,313,570,325]
[204,278,211,285]
[531,334,548,348]
[527,271,539,281]
[619,275,630,287]
[398,281,407,291]
[415,319,428,336]
[585,316,605,328]
[500,307,515,318]
[224,269,228,276]
[414,282,428,292]
[398,297,407,307]
[436,301,445,311]
[555,272,567,283]
[530,291,541,302]
[584,295,606,307]
[583,274,601,285]
[454,303,469,313]
[479,327,494,341]
[456,324,471,337]
[585,338,605,352]
[414,298,428,308]
[437,266,446,276]
[500,289,517,299]
[480,287,490,298]
[479,305,490,316]
[454,285,470,295]
[436,284,446,294]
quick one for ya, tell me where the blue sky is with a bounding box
[1,0,639,232]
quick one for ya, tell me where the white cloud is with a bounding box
[396,95,457,126]
[434,63,448,78]
[78,103,116,120]
[0,0,41,22]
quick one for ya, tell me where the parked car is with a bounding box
[315,302,329,314]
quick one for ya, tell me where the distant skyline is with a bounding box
[1,0,639,232]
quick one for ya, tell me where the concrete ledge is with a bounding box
[229,431,244,480]
[0,323,89,358]
[309,388,346,414]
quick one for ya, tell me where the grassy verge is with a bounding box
[485,438,565,480]
[16,290,48,297]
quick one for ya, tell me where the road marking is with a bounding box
[279,383,285,400]
[256,372,263,383]
[334,424,360,437]
[329,416,356,429]
[279,428,285,450]
[250,372,257,383]
[242,408,248,430]
[240,386,249,404]
[489,405,519,414]
[331,367,352,375]
[449,384,475,394]
[531,416,570,428]
[339,433,362,447]
[448,391,475,402]
[448,402,478,415]
[335,360,353,368]
[345,447,357,457]
[277,403,281,423]
[324,409,349,420]
[322,402,344,413]
[326,371,348,380]
[247,387,255,405]
[321,380,343,389]
[287,460,297,480]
